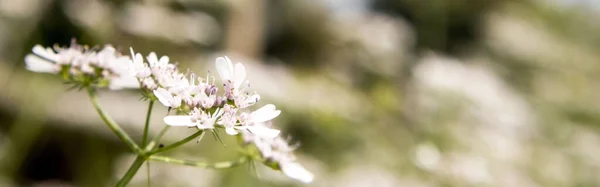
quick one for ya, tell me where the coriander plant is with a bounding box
[23,41,313,186]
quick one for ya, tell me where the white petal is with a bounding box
[109,76,140,90]
[256,141,273,157]
[199,118,217,129]
[164,116,196,126]
[147,52,158,66]
[233,62,246,89]
[128,59,137,75]
[248,94,260,102]
[224,56,234,74]
[32,45,58,62]
[25,55,59,73]
[250,104,281,123]
[175,77,190,87]
[241,94,260,108]
[215,56,233,82]
[159,56,169,66]
[246,126,280,139]
[171,96,182,108]
[153,88,173,107]
[135,53,144,64]
[281,162,314,183]
[196,124,214,129]
[253,104,276,114]
[225,127,238,135]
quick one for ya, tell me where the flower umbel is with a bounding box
[128,49,313,183]
[24,41,313,184]
[245,132,314,183]
[25,41,139,90]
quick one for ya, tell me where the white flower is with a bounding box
[142,77,158,90]
[248,104,281,124]
[31,45,59,62]
[280,162,314,183]
[25,45,62,73]
[215,56,246,93]
[199,94,217,109]
[153,88,182,108]
[109,76,140,90]
[129,48,188,90]
[129,48,151,79]
[80,62,94,74]
[217,104,239,135]
[164,108,224,129]
[96,45,118,67]
[24,54,60,73]
[26,44,141,90]
[234,92,260,108]
[108,56,140,90]
[237,104,281,139]
[163,116,195,127]
[147,52,170,69]
[157,72,189,89]
[245,124,281,139]
[56,47,83,65]
[247,134,314,183]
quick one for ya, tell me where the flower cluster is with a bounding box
[24,41,313,183]
[129,49,313,183]
[25,41,139,90]
[242,130,314,183]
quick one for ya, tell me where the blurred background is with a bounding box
[0,0,599,186]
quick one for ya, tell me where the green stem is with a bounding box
[141,101,155,147]
[144,125,170,152]
[148,130,205,155]
[149,155,248,169]
[116,155,146,187]
[87,87,142,154]
[146,161,150,187]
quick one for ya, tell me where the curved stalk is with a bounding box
[87,87,142,154]
[142,101,155,146]
[149,155,248,169]
[148,130,205,155]
[146,161,151,187]
[116,155,146,187]
[144,125,170,152]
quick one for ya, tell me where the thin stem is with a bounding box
[87,87,142,154]
[142,101,155,147]
[148,130,205,155]
[146,161,150,187]
[149,155,248,169]
[144,125,171,152]
[117,155,146,187]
